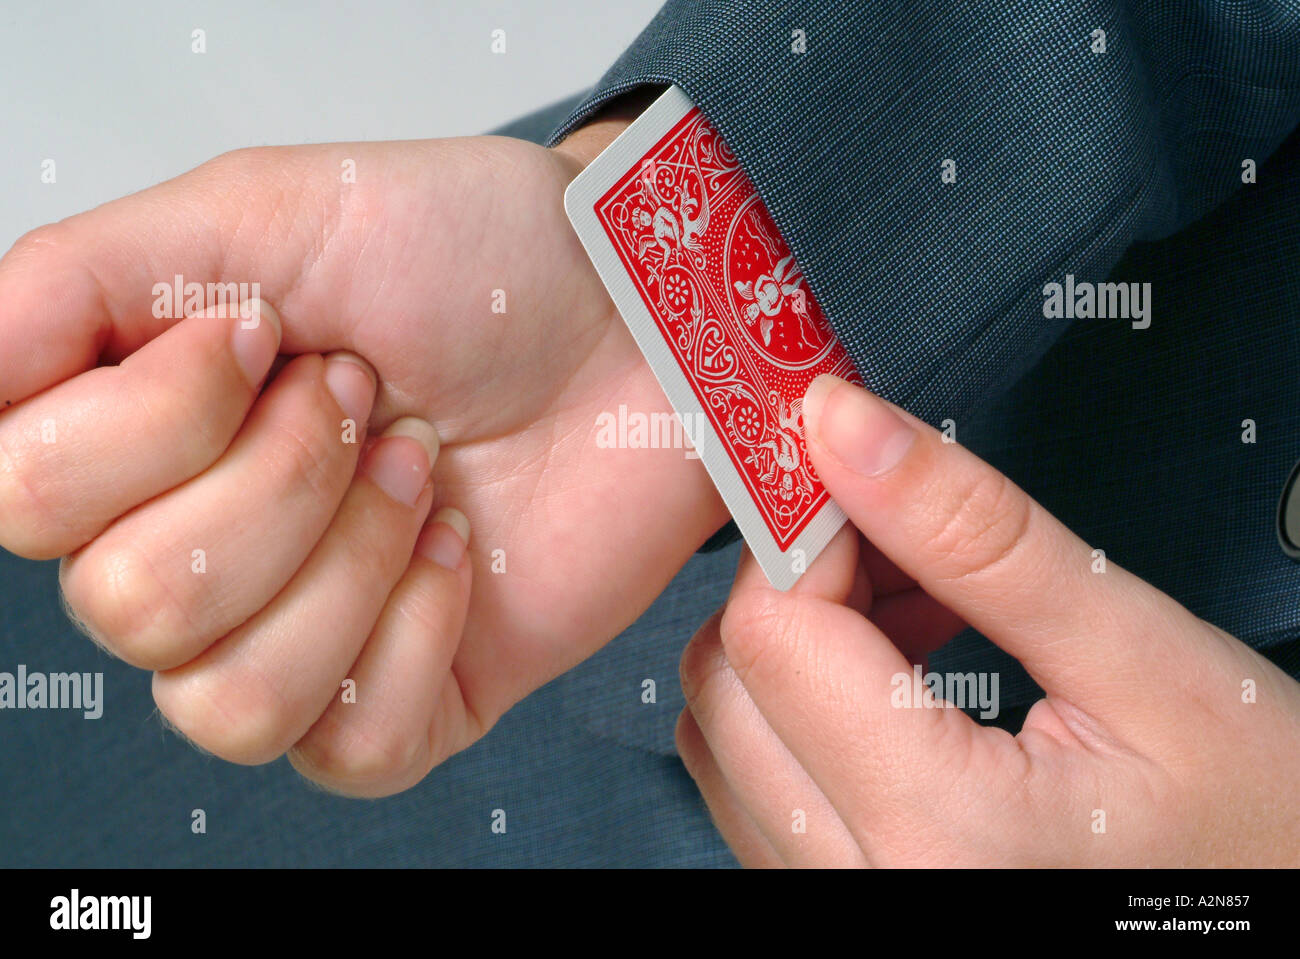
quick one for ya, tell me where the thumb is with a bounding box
[801,374,1210,720]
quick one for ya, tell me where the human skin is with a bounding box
[0,94,728,797]
[676,374,1300,866]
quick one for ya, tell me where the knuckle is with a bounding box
[190,148,309,258]
[154,665,292,766]
[130,376,225,475]
[673,708,714,781]
[203,146,275,180]
[678,615,727,712]
[385,570,460,647]
[717,592,791,686]
[919,469,1034,584]
[294,715,428,795]
[197,148,305,229]
[62,543,194,669]
[673,708,698,763]
[337,498,411,582]
[2,223,65,269]
[263,411,345,505]
[0,436,64,559]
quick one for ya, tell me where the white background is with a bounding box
[0,0,663,248]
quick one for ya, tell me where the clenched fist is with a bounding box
[0,115,726,796]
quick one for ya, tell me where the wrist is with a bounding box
[550,86,663,174]
[550,86,732,551]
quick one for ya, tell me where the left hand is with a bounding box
[677,374,1300,866]
[0,109,725,797]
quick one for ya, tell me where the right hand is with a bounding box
[0,129,728,795]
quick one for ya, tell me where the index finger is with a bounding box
[0,147,335,406]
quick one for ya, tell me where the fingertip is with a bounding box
[804,375,915,479]
[323,351,377,426]
[380,416,440,469]
[802,373,845,436]
[323,348,373,384]
[432,506,470,545]
[241,298,281,342]
[232,300,283,387]
[415,507,469,570]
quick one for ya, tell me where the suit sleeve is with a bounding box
[548,0,1300,424]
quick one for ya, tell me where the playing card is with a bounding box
[564,85,861,590]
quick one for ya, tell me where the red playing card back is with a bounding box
[592,108,861,549]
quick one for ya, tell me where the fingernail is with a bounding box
[416,507,470,569]
[324,352,376,425]
[232,298,281,387]
[803,374,915,477]
[365,417,440,506]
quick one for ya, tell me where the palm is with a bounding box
[184,137,723,742]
